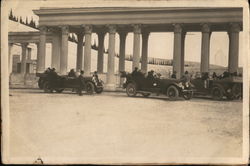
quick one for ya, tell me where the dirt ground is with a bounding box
[8,89,243,164]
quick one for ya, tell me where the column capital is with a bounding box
[60,26,69,35]
[21,42,29,48]
[75,31,84,37]
[107,25,116,34]
[118,31,128,38]
[201,23,211,33]
[39,26,47,35]
[173,24,182,33]
[84,25,92,34]
[132,24,141,34]
[228,23,240,33]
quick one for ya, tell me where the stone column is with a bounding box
[106,25,116,88]
[60,26,69,74]
[200,24,211,73]
[76,32,84,71]
[21,43,28,74]
[173,24,182,79]
[8,43,13,74]
[141,31,150,73]
[27,47,32,60]
[132,24,141,70]
[228,23,240,73]
[52,31,61,70]
[118,31,127,72]
[37,26,47,73]
[35,42,40,72]
[84,25,92,76]
[181,31,186,75]
[97,31,105,73]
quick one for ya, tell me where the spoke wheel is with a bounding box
[86,82,95,95]
[167,85,179,100]
[95,87,103,94]
[211,86,223,100]
[126,83,137,97]
[232,84,242,99]
[183,92,193,100]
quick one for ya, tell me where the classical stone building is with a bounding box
[9,7,243,89]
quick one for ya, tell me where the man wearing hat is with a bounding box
[78,70,85,96]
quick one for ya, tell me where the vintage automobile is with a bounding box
[191,76,243,100]
[120,71,194,100]
[37,72,104,94]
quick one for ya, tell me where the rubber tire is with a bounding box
[142,93,150,97]
[167,85,179,100]
[85,82,95,95]
[183,92,193,100]
[126,83,137,97]
[232,84,242,99]
[95,87,103,94]
[211,86,224,100]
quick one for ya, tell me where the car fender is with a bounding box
[85,80,95,86]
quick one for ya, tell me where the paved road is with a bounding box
[8,89,243,164]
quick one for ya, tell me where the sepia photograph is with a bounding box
[1,0,249,165]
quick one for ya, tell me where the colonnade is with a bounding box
[9,22,240,87]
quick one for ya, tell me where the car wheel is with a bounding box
[95,87,103,94]
[232,84,242,99]
[211,86,224,100]
[183,91,193,100]
[86,82,95,95]
[126,83,137,97]
[43,81,51,93]
[55,88,64,93]
[167,85,179,100]
[142,93,150,97]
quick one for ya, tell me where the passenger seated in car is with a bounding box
[181,71,191,83]
[92,71,99,84]
[75,69,81,77]
[212,72,218,79]
[132,67,139,77]
[222,71,230,78]
[68,69,77,78]
[171,71,177,79]
[44,67,51,74]
[137,69,145,78]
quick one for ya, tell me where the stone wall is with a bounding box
[10,73,39,88]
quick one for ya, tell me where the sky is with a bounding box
[5,0,244,67]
